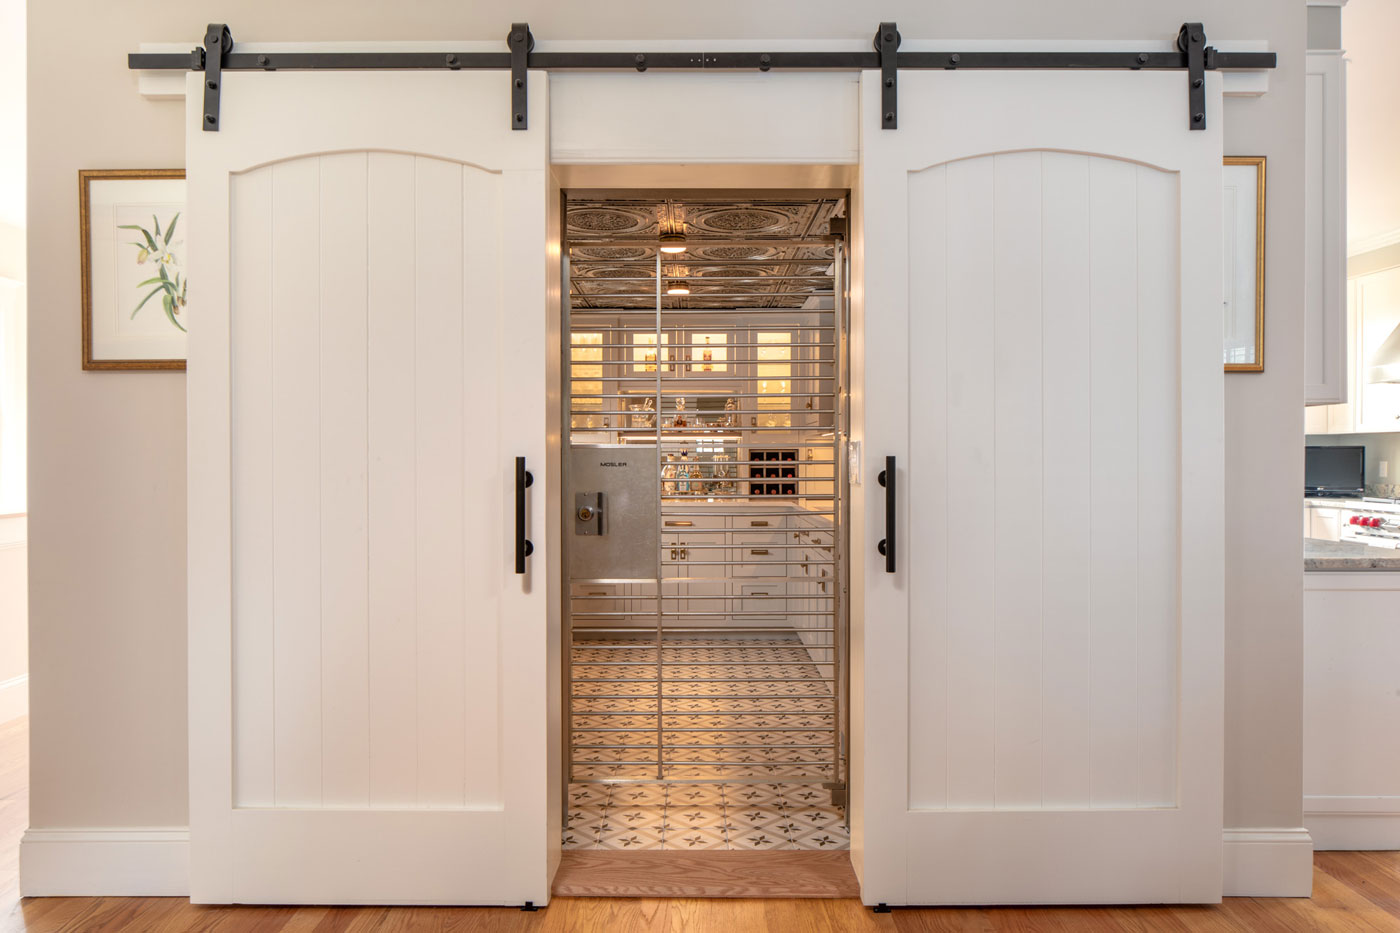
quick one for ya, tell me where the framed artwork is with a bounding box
[80,169,187,371]
[1223,155,1265,372]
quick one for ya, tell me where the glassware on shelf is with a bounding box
[672,396,688,428]
[724,396,738,427]
[628,396,657,429]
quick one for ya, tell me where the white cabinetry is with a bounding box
[1309,266,1400,433]
[1303,501,1348,541]
[1304,49,1347,405]
[1304,573,1400,849]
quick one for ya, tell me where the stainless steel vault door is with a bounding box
[568,445,659,580]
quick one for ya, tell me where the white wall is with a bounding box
[0,0,24,231]
[0,515,27,723]
[25,0,1307,895]
[0,0,24,725]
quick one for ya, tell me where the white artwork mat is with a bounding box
[88,176,188,362]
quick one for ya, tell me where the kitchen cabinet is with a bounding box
[1304,501,1347,541]
[1308,266,1400,433]
[1304,572,1400,849]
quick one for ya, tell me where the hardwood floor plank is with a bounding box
[1316,851,1400,914]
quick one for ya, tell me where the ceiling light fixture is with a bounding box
[666,282,691,295]
[659,234,687,254]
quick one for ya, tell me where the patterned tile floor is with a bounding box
[566,634,847,850]
[570,634,838,782]
[563,781,849,851]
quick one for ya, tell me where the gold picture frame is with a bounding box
[80,168,188,371]
[1223,155,1265,373]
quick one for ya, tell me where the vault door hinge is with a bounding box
[1179,22,1208,131]
[201,23,231,132]
[874,21,900,129]
[509,22,534,130]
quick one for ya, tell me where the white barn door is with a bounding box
[186,71,553,904]
[857,70,1224,905]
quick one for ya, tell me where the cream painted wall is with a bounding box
[0,515,28,724]
[26,0,1306,865]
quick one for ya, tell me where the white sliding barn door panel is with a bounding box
[189,71,552,905]
[858,70,1223,905]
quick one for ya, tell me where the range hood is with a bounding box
[1369,323,1400,383]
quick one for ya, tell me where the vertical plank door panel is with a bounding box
[1133,165,1181,808]
[270,156,324,807]
[1086,156,1141,809]
[366,152,419,807]
[461,166,504,806]
[1038,152,1094,809]
[231,165,276,808]
[942,155,997,809]
[906,164,949,809]
[318,151,372,807]
[991,151,1046,808]
[413,157,468,807]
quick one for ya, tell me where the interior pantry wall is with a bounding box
[25,0,1306,881]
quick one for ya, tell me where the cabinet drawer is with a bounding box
[663,515,727,531]
[736,582,787,619]
[732,530,788,576]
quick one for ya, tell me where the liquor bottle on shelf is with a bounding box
[662,456,677,496]
[702,336,714,371]
[677,455,690,494]
[673,396,688,428]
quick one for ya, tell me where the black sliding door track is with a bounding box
[130,22,1275,133]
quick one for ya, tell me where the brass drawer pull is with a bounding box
[665,520,693,527]
[751,549,770,556]
[750,520,769,527]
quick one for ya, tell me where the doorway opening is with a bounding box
[560,190,850,853]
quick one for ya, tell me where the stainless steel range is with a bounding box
[1340,498,1400,548]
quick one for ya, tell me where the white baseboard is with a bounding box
[1222,828,1314,897]
[13,824,1320,899]
[20,828,190,896]
[1306,796,1400,850]
[0,673,27,724]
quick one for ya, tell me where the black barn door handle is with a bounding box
[515,456,534,574]
[877,455,895,573]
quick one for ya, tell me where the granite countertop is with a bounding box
[1304,537,1400,572]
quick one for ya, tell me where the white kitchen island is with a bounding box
[1303,541,1400,849]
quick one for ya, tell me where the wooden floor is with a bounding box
[4,717,1400,931]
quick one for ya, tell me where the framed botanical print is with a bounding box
[1223,156,1265,372]
[80,169,187,370]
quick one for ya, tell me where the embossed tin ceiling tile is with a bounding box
[686,207,793,235]
[691,265,778,279]
[575,280,642,295]
[570,245,654,261]
[687,245,781,261]
[572,265,654,279]
[569,206,657,236]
